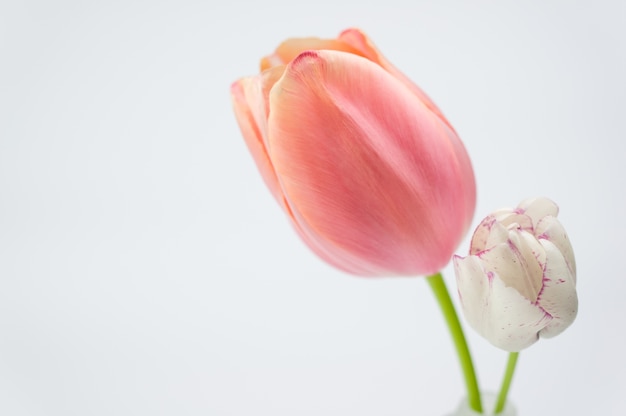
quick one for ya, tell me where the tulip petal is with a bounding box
[469,215,500,255]
[284,199,384,275]
[454,255,550,352]
[537,239,578,338]
[535,215,577,280]
[470,212,533,255]
[267,50,475,275]
[485,273,552,351]
[454,255,490,326]
[337,28,453,131]
[231,67,285,205]
[477,230,544,302]
[518,197,559,228]
[496,212,533,231]
[260,38,365,71]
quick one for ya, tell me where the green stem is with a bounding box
[426,273,482,413]
[494,352,519,414]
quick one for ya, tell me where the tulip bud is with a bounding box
[453,197,577,351]
[231,28,476,276]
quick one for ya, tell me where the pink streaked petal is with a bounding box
[470,216,504,255]
[496,212,533,231]
[517,197,559,228]
[537,239,578,338]
[480,271,551,352]
[267,50,475,275]
[484,221,513,250]
[469,210,535,255]
[469,214,498,255]
[454,255,549,352]
[535,215,577,280]
[517,228,548,269]
[454,254,491,321]
[478,231,544,302]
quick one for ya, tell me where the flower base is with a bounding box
[448,393,517,416]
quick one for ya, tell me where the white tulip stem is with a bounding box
[494,352,519,414]
[426,272,483,413]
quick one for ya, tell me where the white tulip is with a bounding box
[453,197,577,352]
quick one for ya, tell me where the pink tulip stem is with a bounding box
[427,272,483,413]
[494,352,519,414]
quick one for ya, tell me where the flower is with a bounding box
[453,197,578,351]
[231,28,476,276]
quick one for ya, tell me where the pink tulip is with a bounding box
[231,28,476,276]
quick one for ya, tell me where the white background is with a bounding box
[1,1,624,415]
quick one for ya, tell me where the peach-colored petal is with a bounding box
[231,67,285,205]
[266,50,475,276]
[260,38,365,71]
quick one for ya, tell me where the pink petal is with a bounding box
[338,28,453,132]
[267,50,475,276]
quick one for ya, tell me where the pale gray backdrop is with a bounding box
[1,0,624,415]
